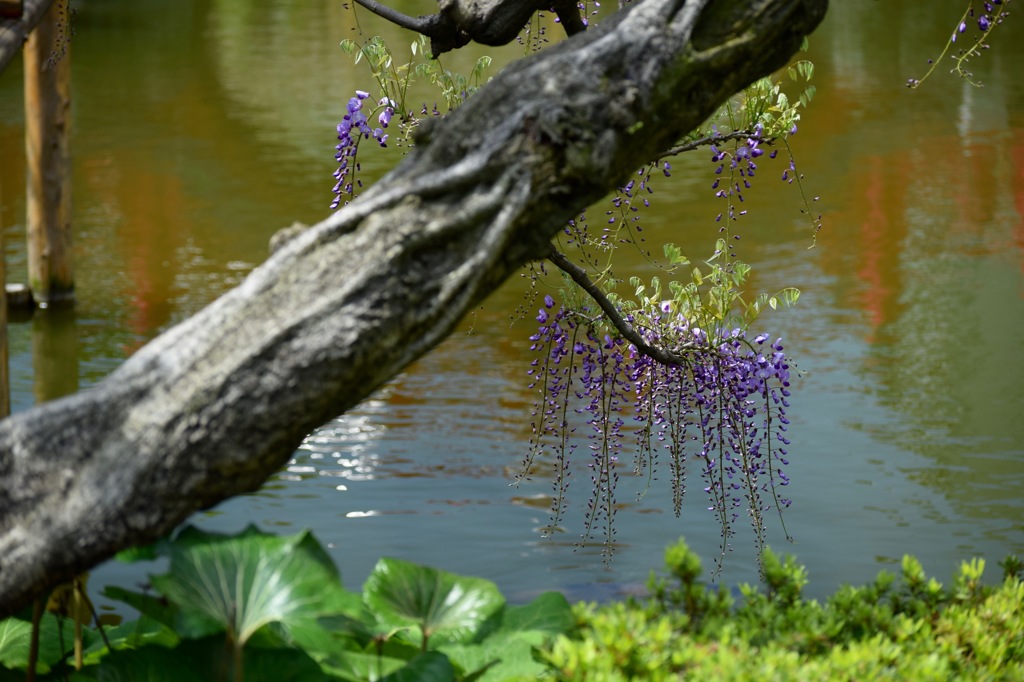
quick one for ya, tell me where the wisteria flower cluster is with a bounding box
[331,91,393,209]
[907,0,1013,88]
[956,0,1007,39]
[523,295,794,566]
[706,122,812,224]
[604,164,664,234]
[707,130,821,242]
[330,33,493,209]
[708,122,766,224]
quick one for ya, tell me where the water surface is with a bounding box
[0,0,1021,606]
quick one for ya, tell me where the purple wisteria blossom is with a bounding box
[331,90,392,210]
[524,298,795,565]
[708,122,792,224]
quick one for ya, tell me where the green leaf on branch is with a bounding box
[662,243,688,268]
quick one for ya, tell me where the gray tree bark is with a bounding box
[355,0,587,56]
[0,0,827,616]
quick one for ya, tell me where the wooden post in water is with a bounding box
[0,179,10,420]
[23,0,73,306]
[0,1,23,417]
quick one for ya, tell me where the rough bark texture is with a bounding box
[354,0,585,57]
[0,0,827,616]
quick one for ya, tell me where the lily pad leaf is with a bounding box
[115,542,159,564]
[0,619,35,672]
[363,558,504,649]
[379,651,455,682]
[318,650,411,682]
[0,615,67,674]
[497,591,574,637]
[442,636,547,682]
[148,525,346,646]
[80,641,210,682]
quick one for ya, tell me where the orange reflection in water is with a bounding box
[853,153,908,341]
[1012,130,1024,276]
[79,151,195,354]
[819,124,1024,342]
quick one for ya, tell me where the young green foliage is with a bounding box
[2,531,1019,680]
[541,539,1024,681]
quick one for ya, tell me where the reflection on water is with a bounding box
[802,5,1024,558]
[289,407,388,483]
[0,0,1021,605]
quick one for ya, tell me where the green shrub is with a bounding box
[1,531,1020,680]
[540,539,1024,681]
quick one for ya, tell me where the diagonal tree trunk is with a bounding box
[0,0,827,617]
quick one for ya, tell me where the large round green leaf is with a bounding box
[0,618,36,672]
[363,558,504,649]
[319,649,413,682]
[494,591,574,639]
[441,637,547,682]
[148,525,349,646]
[379,652,455,682]
[440,591,576,681]
[0,614,79,674]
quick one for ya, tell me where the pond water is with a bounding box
[1,0,1022,609]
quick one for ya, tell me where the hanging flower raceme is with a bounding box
[523,297,794,565]
[331,90,393,209]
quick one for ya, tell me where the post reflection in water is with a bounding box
[0,0,1020,607]
[31,308,79,403]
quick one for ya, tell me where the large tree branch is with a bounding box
[354,0,587,56]
[353,0,473,56]
[0,0,827,616]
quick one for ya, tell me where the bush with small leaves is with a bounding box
[541,540,1024,681]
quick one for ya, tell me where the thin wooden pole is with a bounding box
[0,177,10,419]
[24,0,73,306]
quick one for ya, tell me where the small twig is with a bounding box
[87,596,113,651]
[547,246,688,367]
[662,130,769,157]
